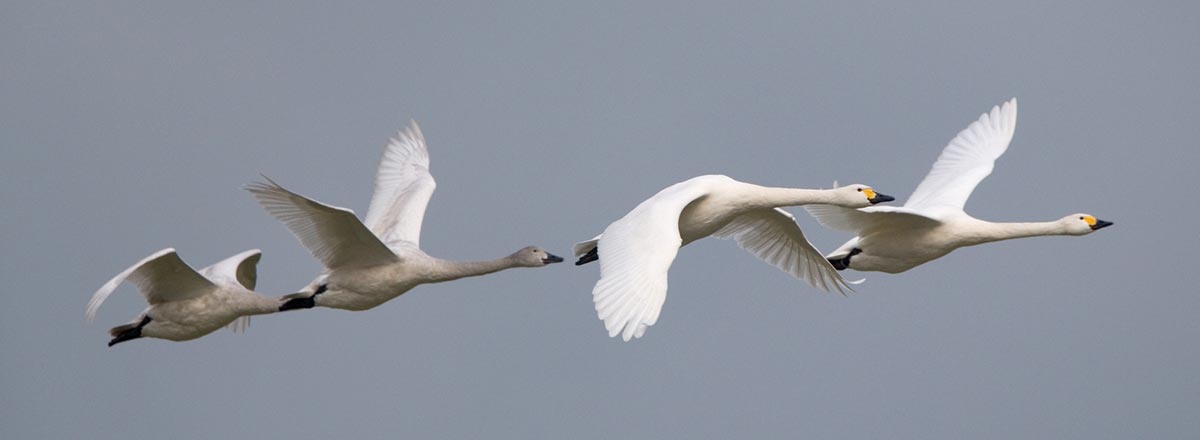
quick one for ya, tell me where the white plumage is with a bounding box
[576,174,894,341]
[806,98,1113,274]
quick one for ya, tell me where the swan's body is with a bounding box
[806,98,1113,274]
[85,248,279,346]
[574,174,893,341]
[247,121,562,312]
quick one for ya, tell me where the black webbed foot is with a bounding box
[108,316,151,347]
[827,248,862,271]
[575,247,599,266]
[279,284,326,311]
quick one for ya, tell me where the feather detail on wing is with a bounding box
[712,208,852,294]
[592,182,712,341]
[200,249,263,290]
[362,120,437,250]
[805,204,941,235]
[85,248,215,321]
[903,98,1017,215]
[226,316,252,333]
[246,176,398,270]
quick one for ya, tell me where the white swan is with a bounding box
[805,98,1113,274]
[85,248,280,347]
[573,174,894,341]
[246,120,563,313]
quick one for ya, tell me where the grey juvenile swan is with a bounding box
[247,121,562,313]
[86,248,280,346]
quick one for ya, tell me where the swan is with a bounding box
[246,120,563,313]
[805,98,1113,274]
[85,248,280,347]
[573,174,894,341]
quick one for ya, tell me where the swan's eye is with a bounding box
[856,188,862,192]
[1079,216,1084,220]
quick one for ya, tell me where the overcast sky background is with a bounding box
[3,2,1198,438]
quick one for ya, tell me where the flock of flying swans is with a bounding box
[86,98,1113,346]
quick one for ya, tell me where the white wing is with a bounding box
[85,248,216,321]
[200,249,262,290]
[805,204,941,234]
[902,98,1018,216]
[362,120,437,249]
[246,177,398,270]
[712,208,852,294]
[592,182,712,341]
[200,249,264,334]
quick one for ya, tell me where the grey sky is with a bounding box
[2,1,1197,438]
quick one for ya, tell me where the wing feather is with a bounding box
[592,182,711,341]
[362,120,437,249]
[85,248,215,321]
[246,177,398,269]
[903,98,1018,215]
[805,204,941,234]
[200,249,263,290]
[713,208,852,294]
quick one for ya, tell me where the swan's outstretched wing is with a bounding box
[246,177,399,270]
[201,249,263,290]
[592,182,712,341]
[86,248,216,321]
[362,121,437,249]
[712,208,852,294]
[805,204,941,234]
[903,98,1018,216]
[199,249,265,334]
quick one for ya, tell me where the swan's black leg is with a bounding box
[279,284,326,311]
[575,247,599,266]
[827,248,862,271]
[108,315,151,347]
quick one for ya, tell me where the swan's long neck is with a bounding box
[745,187,837,208]
[963,220,1068,246]
[425,256,520,283]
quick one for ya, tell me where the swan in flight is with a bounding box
[247,120,562,313]
[85,248,280,347]
[806,98,1113,274]
[573,174,894,341]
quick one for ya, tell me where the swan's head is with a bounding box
[836,184,895,207]
[1062,213,1114,235]
[513,246,564,267]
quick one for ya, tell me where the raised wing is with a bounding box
[200,249,263,334]
[805,204,941,234]
[86,248,216,321]
[712,208,852,294]
[592,181,712,341]
[362,121,437,249]
[201,249,263,290]
[903,98,1017,216]
[246,177,399,270]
